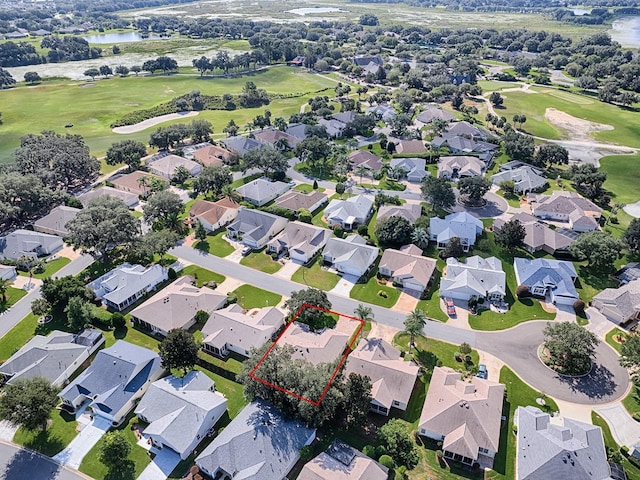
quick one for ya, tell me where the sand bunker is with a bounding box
[112,111,199,134]
[544,108,613,142]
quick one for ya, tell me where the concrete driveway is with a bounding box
[0,441,91,480]
[328,274,359,297]
[594,403,640,448]
[137,447,181,480]
[53,417,111,469]
[585,307,616,340]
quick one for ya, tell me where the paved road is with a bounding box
[0,441,90,480]
[171,245,629,404]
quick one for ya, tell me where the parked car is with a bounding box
[445,298,456,317]
[477,364,488,379]
[241,246,252,256]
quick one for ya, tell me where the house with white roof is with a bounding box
[389,157,429,183]
[267,221,332,264]
[33,206,80,237]
[593,279,640,325]
[416,106,456,124]
[322,234,379,278]
[78,186,139,208]
[514,257,579,305]
[514,406,612,480]
[377,203,422,224]
[438,155,485,180]
[418,367,504,468]
[324,195,374,231]
[135,371,227,460]
[147,154,202,180]
[87,263,168,312]
[196,400,316,480]
[379,244,436,293]
[299,439,388,480]
[221,136,262,156]
[366,103,396,122]
[492,166,547,194]
[0,329,104,386]
[344,338,419,416]
[202,304,285,358]
[440,256,506,302]
[429,212,484,251]
[130,276,227,338]
[235,177,291,207]
[279,317,355,366]
[59,340,164,426]
[528,191,602,232]
[0,229,63,261]
[226,207,288,249]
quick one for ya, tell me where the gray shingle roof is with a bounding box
[492,167,547,193]
[514,258,578,300]
[322,235,379,275]
[324,195,373,225]
[593,279,640,323]
[33,206,80,237]
[279,318,356,366]
[417,107,456,124]
[227,208,288,245]
[275,191,328,212]
[235,178,290,204]
[87,263,168,308]
[267,222,331,257]
[438,155,485,178]
[78,186,138,207]
[196,400,315,480]
[377,204,422,224]
[220,136,262,156]
[494,213,573,253]
[299,439,388,480]
[0,229,63,261]
[440,256,506,299]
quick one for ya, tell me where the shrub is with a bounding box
[300,445,313,461]
[334,226,344,238]
[111,312,126,329]
[633,413,640,422]
[362,445,376,458]
[454,352,462,361]
[357,224,368,236]
[312,180,318,189]
[226,293,237,304]
[378,455,395,469]
[168,267,177,279]
[377,290,388,298]
[459,342,472,355]
[516,285,530,299]
[375,445,387,458]
[476,239,491,252]
[573,299,586,315]
[298,208,312,223]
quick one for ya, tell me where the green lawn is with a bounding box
[486,367,558,480]
[393,332,479,370]
[0,312,46,361]
[13,409,78,456]
[102,324,160,350]
[350,275,401,308]
[294,183,326,193]
[0,286,28,313]
[17,257,72,279]
[196,366,246,419]
[622,385,640,417]
[592,412,640,480]
[415,256,448,322]
[194,230,234,257]
[601,154,640,205]
[291,258,340,290]
[181,264,225,286]
[230,173,261,189]
[231,284,282,309]
[605,328,628,354]
[239,248,282,274]
[79,413,151,480]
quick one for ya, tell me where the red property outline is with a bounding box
[248,304,364,406]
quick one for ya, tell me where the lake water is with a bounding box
[571,8,590,15]
[611,16,640,48]
[288,7,343,15]
[82,31,161,44]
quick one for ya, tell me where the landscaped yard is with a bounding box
[0,286,28,313]
[181,265,225,286]
[13,409,78,456]
[393,332,479,371]
[0,312,49,361]
[605,328,628,354]
[622,385,640,418]
[194,230,234,257]
[294,183,326,193]
[239,248,282,274]
[350,275,401,308]
[291,258,340,290]
[231,284,282,309]
[592,412,640,480]
[17,257,72,279]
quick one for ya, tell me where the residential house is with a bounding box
[344,338,419,415]
[59,340,164,426]
[617,262,640,285]
[78,186,139,208]
[299,439,389,480]
[88,263,168,312]
[416,107,457,124]
[0,265,16,281]
[134,371,227,460]
[348,150,383,173]
[130,276,227,337]
[110,171,164,197]
[440,256,506,302]
[353,56,384,75]
[220,136,262,156]
[593,279,640,325]
[0,329,104,386]
[254,128,300,149]
[286,123,309,141]
[147,154,202,180]
[279,317,355,365]
[267,221,332,264]
[289,55,306,66]
[324,195,374,230]
[494,213,573,255]
[189,198,240,232]
[322,234,379,278]
[196,400,316,480]
[514,257,579,305]
[515,406,612,480]
[438,155,485,180]
[319,118,347,138]
[226,207,288,249]
[432,135,499,156]
[33,206,80,237]
[0,229,64,261]
[445,121,491,140]
[377,203,422,224]
[389,157,429,183]
[528,191,602,232]
[429,212,484,251]
[332,112,357,125]
[366,103,396,122]
[379,244,436,293]
[395,140,427,155]
[235,177,291,207]
[193,144,235,167]
[275,190,328,214]
[418,367,505,468]
[202,304,285,358]
[491,166,547,194]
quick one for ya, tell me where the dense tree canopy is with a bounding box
[143,190,184,231]
[105,140,147,171]
[569,230,624,271]
[495,218,526,251]
[284,288,333,330]
[240,146,288,177]
[421,176,455,212]
[0,377,59,430]
[458,176,491,205]
[159,329,199,375]
[620,335,640,385]
[543,321,599,375]
[41,275,93,311]
[535,143,569,167]
[623,218,640,253]
[375,215,414,247]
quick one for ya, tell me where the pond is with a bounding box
[287,7,343,15]
[82,31,164,44]
[611,16,640,47]
[570,8,590,15]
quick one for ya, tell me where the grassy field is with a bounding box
[291,258,340,291]
[393,332,479,369]
[13,409,78,457]
[0,66,337,163]
[349,275,401,308]
[231,284,282,309]
[0,312,43,361]
[600,154,640,206]
[194,230,235,257]
[181,264,225,286]
[239,248,282,274]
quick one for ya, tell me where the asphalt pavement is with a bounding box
[0,441,90,480]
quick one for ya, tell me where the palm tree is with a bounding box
[356,165,368,186]
[404,309,427,353]
[137,176,150,197]
[221,184,241,203]
[354,304,374,339]
[0,278,11,303]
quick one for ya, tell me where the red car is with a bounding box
[445,298,456,317]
